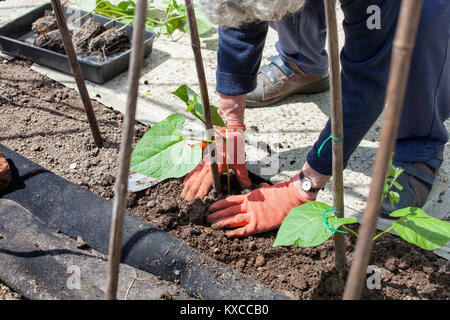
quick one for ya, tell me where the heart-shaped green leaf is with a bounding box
[130,114,202,179]
[389,191,400,208]
[391,207,450,250]
[172,85,225,127]
[117,1,133,11]
[273,201,358,247]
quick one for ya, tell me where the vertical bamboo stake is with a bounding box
[184,0,221,194]
[343,0,424,300]
[50,0,102,147]
[324,0,346,273]
[105,0,147,300]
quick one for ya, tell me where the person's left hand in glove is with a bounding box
[181,94,252,201]
[207,162,330,237]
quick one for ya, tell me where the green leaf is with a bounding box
[130,114,202,179]
[383,183,390,194]
[386,152,396,178]
[171,85,225,127]
[273,201,358,247]
[389,191,400,208]
[391,179,403,191]
[159,15,184,34]
[117,1,133,11]
[391,207,450,250]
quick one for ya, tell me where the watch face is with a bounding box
[302,179,312,191]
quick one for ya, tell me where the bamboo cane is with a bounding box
[343,0,424,300]
[184,0,222,194]
[50,0,102,148]
[105,0,147,300]
[324,0,346,273]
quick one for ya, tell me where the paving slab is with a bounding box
[1,0,449,259]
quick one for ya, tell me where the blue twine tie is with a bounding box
[322,208,346,234]
[317,134,344,157]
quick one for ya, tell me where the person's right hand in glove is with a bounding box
[181,94,252,201]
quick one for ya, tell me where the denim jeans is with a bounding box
[216,0,449,176]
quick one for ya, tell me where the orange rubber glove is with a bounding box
[181,124,252,201]
[207,174,313,237]
[181,94,251,201]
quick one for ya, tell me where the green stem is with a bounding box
[342,225,359,238]
[118,21,133,31]
[382,169,403,201]
[372,226,393,241]
[161,15,185,24]
[68,10,94,27]
[71,0,114,27]
[97,10,129,17]
[192,115,226,141]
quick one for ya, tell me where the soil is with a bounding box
[73,17,106,52]
[31,13,58,34]
[88,27,130,56]
[34,29,67,54]
[1,59,449,300]
[31,14,130,57]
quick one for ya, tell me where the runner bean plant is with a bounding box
[77,0,213,36]
[130,85,227,183]
[274,154,450,251]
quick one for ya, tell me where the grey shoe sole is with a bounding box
[246,73,330,108]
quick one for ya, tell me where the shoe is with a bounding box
[246,55,330,107]
[380,155,443,219]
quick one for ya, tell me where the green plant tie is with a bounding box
[322,208,346,234]
[317,134,344,157]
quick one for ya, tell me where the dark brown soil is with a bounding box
[31,14,129,57]
[88,27,130,55]
[34,29,67,54]
[31,14,58,34]
[1,59,449,300]
[73,17,107,52]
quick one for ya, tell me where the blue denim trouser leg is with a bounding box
[307,0,450,175]
[269,0,329,75]
[394,1,450,163]
[306,0,401,175]
[216,0,450,176]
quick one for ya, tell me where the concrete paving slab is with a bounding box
[2,1,449,259]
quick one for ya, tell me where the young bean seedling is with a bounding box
[130,85,230,187]
[274,154,450,251]
[76,0,213,36]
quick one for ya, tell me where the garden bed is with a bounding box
[1,58,449,300]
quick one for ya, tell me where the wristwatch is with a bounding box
[299,171,324,193]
